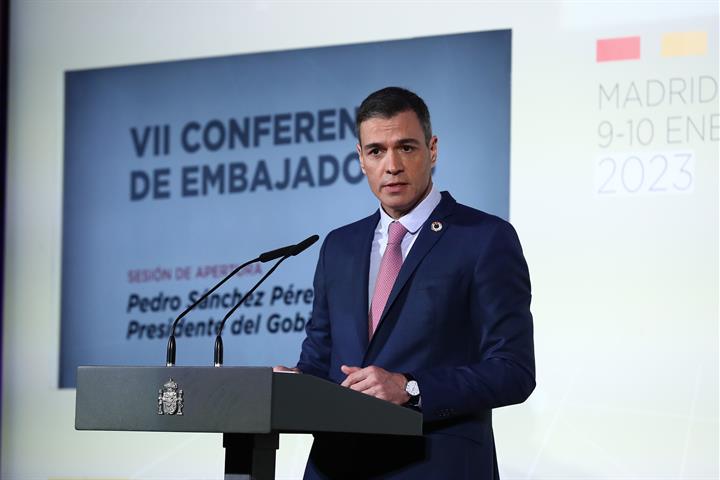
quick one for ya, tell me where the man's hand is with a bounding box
[340,365,409,405]
[273,365,300,373]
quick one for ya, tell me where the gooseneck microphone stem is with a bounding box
[166,257,259,366]
[213,234,319,367]
[164,236,311,367]
[175,259,260,329]
[214,255,289,367]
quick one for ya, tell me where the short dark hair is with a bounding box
[356,87,432,144]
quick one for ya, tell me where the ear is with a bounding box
[429,136,438,166]
[356,143,367,175]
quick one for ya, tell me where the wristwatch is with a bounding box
[403,373,421,408]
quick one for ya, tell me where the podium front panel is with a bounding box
[76,366,273,433]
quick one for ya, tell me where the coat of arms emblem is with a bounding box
[157,378,184,415]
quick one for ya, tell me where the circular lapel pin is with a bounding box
[430,221,443,232]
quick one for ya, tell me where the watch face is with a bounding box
[406,380,420,396]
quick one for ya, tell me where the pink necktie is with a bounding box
[369,221,407,337]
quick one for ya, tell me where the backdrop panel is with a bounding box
[60,30,511,387]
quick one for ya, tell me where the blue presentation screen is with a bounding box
[60,30,511,388]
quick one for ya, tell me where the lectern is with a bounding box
[75,366,422,479]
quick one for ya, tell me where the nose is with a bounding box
[384,150,403,175]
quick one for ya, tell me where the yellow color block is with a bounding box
[661,31,708,57]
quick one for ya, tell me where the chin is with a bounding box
[384,202,413,217]
[382,197,408,208]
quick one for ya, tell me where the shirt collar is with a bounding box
[378,185,442,235]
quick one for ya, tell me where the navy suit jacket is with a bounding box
[298,192,535,479]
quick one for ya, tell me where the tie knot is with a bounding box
[387,221,407,245]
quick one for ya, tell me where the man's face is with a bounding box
[356,110,437,219]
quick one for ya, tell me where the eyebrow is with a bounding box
[396,138,422,146]
[362,138,422,151]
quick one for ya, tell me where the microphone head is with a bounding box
[292,234,320,256]
[259,245,296,263]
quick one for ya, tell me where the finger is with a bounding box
[359,384,390,401]
[347,376,376,392]
[341,372,361,388]
[341,366,368,388]
[341,365,361,375]
[360,384,404,404]
[272,365,299,373]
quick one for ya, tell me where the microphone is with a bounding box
[213,234,319,366]
[165,239,310,367]
[255,234,317,262]
[258,245,296,263]
[292,234,319,256]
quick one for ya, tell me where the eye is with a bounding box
[369,148,381,156]
[400,145,414,153]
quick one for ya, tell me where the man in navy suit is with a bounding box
[276,87,535,479]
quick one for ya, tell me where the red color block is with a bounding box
[596,36,641,62]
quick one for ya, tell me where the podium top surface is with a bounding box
[75,366,422,436]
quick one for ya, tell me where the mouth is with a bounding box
[382,182,408,190]
[381,182,408,195]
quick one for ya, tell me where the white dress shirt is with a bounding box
[368,185,442,307]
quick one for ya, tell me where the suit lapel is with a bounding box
[364,192,457,360]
